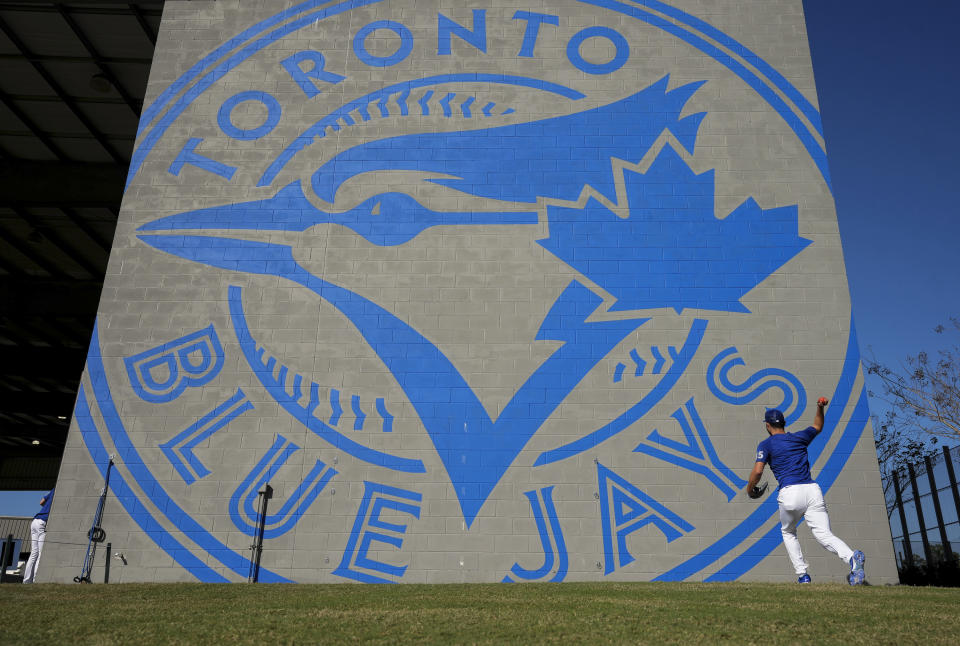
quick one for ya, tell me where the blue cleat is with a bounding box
[798,573,811,584]
[848,550,866,585]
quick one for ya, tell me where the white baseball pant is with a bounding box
[22,518,46,584]
[778,482,854,575]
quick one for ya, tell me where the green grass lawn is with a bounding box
[3,582,957,645]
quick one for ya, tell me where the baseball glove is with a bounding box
[748,482,769,499]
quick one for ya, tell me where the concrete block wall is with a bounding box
[42,0,898,584]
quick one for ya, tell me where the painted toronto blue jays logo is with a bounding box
[73,1,871,584]
[137,76,809,526]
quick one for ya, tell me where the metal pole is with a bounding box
[76,457,114,584]
[248,484,271,583]
[893,470,914,568]
[907,462,934,567]
[924,454,952,563]
[104,542,111,584]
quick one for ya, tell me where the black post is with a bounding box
[893,470,914,567]
[943,446,960,541]
[248,484,272,583]
[1,534,13,582]
[907,462,934,567]
[924,455,953,563]
[104,542,111,584]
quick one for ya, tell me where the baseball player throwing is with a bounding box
[746,397,866,584]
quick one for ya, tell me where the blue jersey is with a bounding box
[755,428,820,488]
[35,488,55,521]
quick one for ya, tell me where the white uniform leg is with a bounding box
[22,518,46,584]
[778,486,808,575]
[803,484,854,563]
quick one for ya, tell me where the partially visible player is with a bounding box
[746,398,866,584]
[22,487,54,584]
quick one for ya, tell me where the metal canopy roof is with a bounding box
[0,1,164,488]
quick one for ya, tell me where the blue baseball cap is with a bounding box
[763,409,785,426]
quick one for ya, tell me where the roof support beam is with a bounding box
[0,2,162,15]
[0,421,70,443]
[0,347,87,379]
[10,206,104,278]
[0,161,126,204]
[0,53,152,65]
[0,224,70,277]
[0,89,69,161]
[129,2,157,46]
[0,454,63,490]
[0,277,102,315]
[0,390,78,417]
[61,206,113,252]
[0,14,129,165]
[56,4,143,117]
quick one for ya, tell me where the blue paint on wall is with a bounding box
[115,0,867,583]
[140,181,536,247]
[627,0,823,135]
[160,389,253,484]
[168,137,237,181]
[612,363,626,383]
[351,395,366,431]
[279,51,347,98]
[352,20,414,67]
[705,390,870,581]
[579,0,831,189]
[598,463,694,574]
[229,435,337,539]
[124,325,225,403]
[227,287,426,474]
[630,349,646,376]
[259,73,581,187]
[131,0,830,202]
[438,10,487,55]
[635,398,747,500]
[328,388,343,426]
[130,0,386,187]
[75,390,231,582]
[84,322,293,582]
[138,227,645,525]
[375,398,393,432]
[535,318,707,466]
[706,347,808,426]
[308,75,702,204]
[502,486,569,583]
[566,26,630,74]
[513,10,559,57]
[537,144,811,314]
[654,322,863,581]
[217,91,282,140]
[334,481,422,583]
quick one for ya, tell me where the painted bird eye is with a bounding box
[365,192,419,218]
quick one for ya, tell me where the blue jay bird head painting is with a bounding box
[141,75,809,315]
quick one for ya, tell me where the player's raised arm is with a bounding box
[812,397,828,432]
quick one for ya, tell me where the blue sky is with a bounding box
[803,0,960,373]
[3,2,957,518]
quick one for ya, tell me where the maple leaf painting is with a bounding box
[537,144,811,314]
